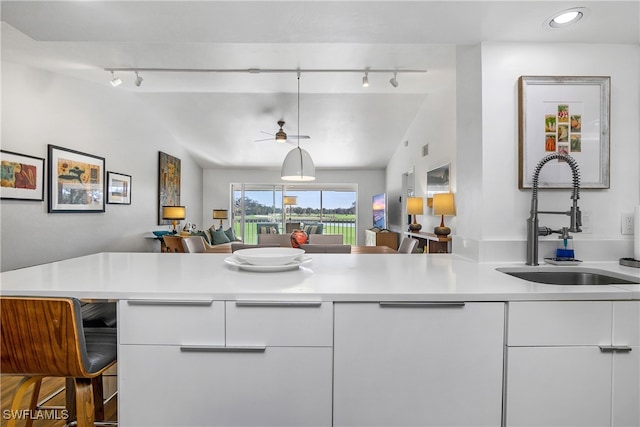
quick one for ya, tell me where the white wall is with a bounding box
[473,42,639,262]
[385,52,457,235]
[202,168,385,245]
[388,42,639,262]
[1,62,203,271]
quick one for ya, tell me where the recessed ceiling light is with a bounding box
[545,7,589,29]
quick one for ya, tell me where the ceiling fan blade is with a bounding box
[253,137,275,143]
[287,135,311,140]
[259,130,275,137]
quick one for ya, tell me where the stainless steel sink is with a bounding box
[496,267,640,285]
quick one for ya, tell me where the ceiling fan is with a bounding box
[254,120,310,144]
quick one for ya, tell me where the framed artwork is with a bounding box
[518,76,610,189]
[158,151,181,225]
[107,171,131,205]
[48,145,105,213]
[426,163,450,207]
[0,150,45,201]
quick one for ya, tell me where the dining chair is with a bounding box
[285,222,302,233]
[300,244,352,253]
[257,234,293,247]
[398,237,419,254]
[308,234,343,245]
[1,296,117,427]
[181,235,208,253]
[162,235,185,253]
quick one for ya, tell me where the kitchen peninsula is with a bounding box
[1,252,639,427]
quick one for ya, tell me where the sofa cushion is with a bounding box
[224,227,237,242]
[210,227,231,245]
[191,230,211,245]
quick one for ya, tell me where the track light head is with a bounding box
[134,71,143,87]
[362,72,369,88]
[110,71,122,87]
[389,72,399,88]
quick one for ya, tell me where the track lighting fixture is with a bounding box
[104,67,426,90]
[362,72,369,88]
[110,71,122,87]
[389,72,399,88]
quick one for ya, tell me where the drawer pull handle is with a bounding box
[599,345,633,353]
[379,302,466,308]
[127,300,213,306]
[180,345,266,353]
[235,301,322,307]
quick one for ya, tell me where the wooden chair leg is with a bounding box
[25,377,42,427]
[91,375,105,420]
[66,377,77,423]
[7,376,43,427]
[73,377,95,427]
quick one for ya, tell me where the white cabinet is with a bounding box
[505,301,640,427]
[118,300,333,427]
[333,302,505,427]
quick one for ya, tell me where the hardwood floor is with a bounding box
[1,370,117,427]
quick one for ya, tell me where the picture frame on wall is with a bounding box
[426,163,450,207]
[158,151,181,225]
[0,150,45,201]
[107,171,132,205]
[48,144,105,213]
[518,75,610,189]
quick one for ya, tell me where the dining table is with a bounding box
[204,244,397,254]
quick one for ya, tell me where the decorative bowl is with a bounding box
[290,229,308,248]
[152,230,171,237]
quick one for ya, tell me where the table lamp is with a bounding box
[283,196,298,222]
[432,193,456,236]
[407,197,424,232]
[213,209,228,229]
[162,206,186,234]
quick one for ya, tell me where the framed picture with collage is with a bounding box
[518,76,610,189]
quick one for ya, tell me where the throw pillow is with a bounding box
[210,227,231,245]
[224,227,237,242]
[191,230,211,245]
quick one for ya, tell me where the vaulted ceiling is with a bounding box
[2,1,638,169]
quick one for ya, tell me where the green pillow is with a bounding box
[191,230,211,245]
[210,227,231,245]
[224,227,237,242]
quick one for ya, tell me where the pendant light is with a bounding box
[281,71,315,181]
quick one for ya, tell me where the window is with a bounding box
[231,184,357,244]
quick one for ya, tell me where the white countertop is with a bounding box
[5,253,640,301]
[2,252,639,301]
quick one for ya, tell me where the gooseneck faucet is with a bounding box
[526,153,582,265]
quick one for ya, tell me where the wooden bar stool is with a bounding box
[1,297,117,427]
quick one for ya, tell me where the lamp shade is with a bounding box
[213,209,228,220]
[283,196,298,205]
[433,193,456,216]
[162,206,186,220]
[406,197,424,215]
[281,147,316,181]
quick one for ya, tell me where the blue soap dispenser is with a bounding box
[556,228,575,260]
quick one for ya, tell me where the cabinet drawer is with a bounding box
[119,344,333,426]
[119,299,225,345]
[507,301,612,346]
[226,301,333,347]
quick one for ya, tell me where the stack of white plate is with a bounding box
[224,247,311,272]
